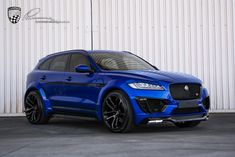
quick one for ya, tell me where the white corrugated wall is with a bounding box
[0,0,235,115]
[0,0,92,115]
[92,0,235,112]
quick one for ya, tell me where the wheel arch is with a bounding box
[96,86,133,121]
[24,85,53,115]
[24,87,39,102]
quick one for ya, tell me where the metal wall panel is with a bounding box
[0,0,235,115]
[0,0,91,115]
[92,0,235,111]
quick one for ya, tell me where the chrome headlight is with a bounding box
[128,83,164,90]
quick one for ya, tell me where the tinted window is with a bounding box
[69,54,91,72]
[49,55,69,72]
[90,52,156,70]
[38,58,53,70]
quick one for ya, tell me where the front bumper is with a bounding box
[126,86,210,125]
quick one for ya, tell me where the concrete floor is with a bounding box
[0,113,234,157]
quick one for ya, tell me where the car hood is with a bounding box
[107,70,202,84]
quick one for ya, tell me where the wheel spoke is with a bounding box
[105,114,116,121]
[108,97,115,108]
[33,110,38,121]
[26,110,33,117]
[32,95,37,104]
[111,116,117,129]
[115,96,120,104]
[105,101,115,111]
[26,97,34,107]
[118,98,122,106]
[25,107,34,112]
[103,111,116,115]
[115,117,119,128]
[26,102,33,108]
[30,111,35,121]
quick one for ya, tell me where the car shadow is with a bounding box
[45,116,205,134]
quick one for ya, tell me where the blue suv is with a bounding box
[24,50,210,132]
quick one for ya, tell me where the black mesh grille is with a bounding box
[136,98,167,113]
[170,84,201,100]
[172,107,202,114]
[202,96,210,110]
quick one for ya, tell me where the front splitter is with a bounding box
[147,114,209,124]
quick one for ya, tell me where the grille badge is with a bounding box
[184,85,189,91]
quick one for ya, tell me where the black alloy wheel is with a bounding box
[24,91,50,124]
[102,90,134,133]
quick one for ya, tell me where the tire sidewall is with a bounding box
[102,90,134,133]
[25,90,49,124]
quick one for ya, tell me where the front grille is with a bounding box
[172,107,202,114]
[136,98,167,113]
[170,83,201,100]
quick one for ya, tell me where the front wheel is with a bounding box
[24,91,50,124]
[174,121,201,128]
[102,90,134,133]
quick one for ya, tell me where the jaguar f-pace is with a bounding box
[24,50,210,132]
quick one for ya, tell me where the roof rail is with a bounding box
[38,49,88,62]
[122,50,132,54]
[46,49,87,57]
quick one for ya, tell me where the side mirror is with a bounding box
[75,65,93,73]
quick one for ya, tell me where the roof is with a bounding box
[87,50,130,53]
[39,49,130,62]
[46,49,130,57]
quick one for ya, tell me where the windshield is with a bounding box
[90,52,156,70]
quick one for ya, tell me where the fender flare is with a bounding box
[95,81,132,122]
[25,83,53,116]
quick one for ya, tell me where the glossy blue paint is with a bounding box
[25,50,209,125]
[75,65,92,73]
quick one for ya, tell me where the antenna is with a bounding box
[90,0,94,50]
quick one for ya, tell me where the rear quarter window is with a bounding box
[38,58,53,70]
[49,55,69,72]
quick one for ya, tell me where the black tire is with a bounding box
[102,90,134,133]
[24,90,50,124]
[174,121,201,128]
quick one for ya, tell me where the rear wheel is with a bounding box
[24,91,50,124]
[102,90,134,133]
[174,121,201,128]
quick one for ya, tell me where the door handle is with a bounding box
[66,76,72,81]
[40,75,46,80]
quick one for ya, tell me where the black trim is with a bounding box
[172,107,202,114]
[53,106,95,112]
[64,82,105,88]
[44,81,105,88]
[66,54,72,72]
[202,96,210,110]
[136,97,167,113]
[53,106,97,118]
